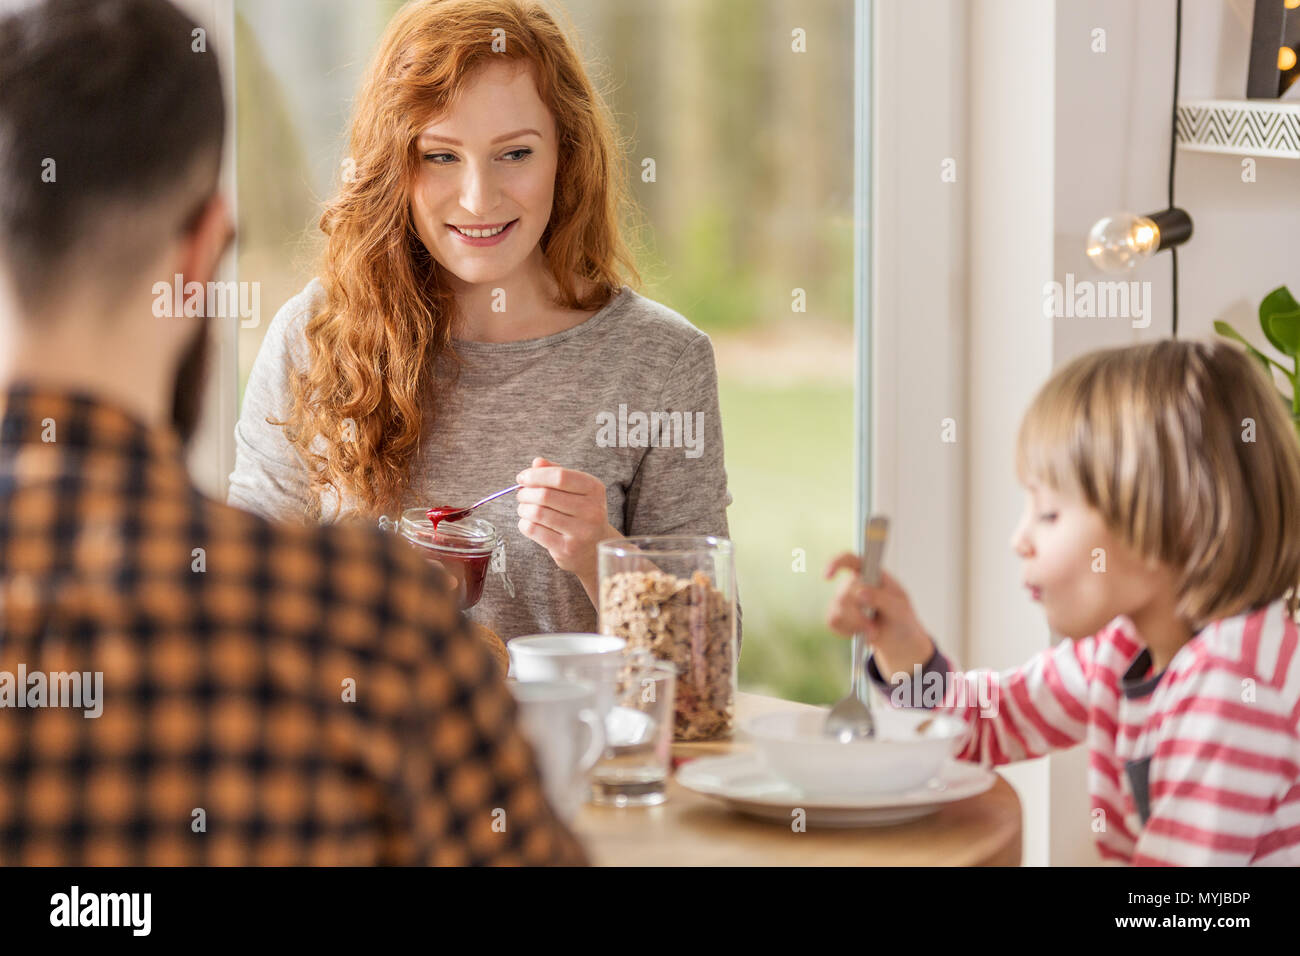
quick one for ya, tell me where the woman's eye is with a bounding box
[421,149,532,164]
[1038,512,1058,523]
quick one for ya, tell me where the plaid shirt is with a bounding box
[0,384,588,865]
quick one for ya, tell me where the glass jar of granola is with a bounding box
[597,536,737,741]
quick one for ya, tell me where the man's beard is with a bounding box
[170,320,209,448]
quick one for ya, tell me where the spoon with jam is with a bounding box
[427,484,522,532]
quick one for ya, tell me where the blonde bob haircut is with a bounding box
[1016,339,1300,628]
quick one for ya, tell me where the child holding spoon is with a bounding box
[826,340,1300,865]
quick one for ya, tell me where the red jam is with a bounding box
[426,505,469,532]
[420,532,491,609]
[391,508,496,611]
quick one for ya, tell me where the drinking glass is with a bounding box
[564,654,676,808]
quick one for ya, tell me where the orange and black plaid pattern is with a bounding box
[0,384,588,865]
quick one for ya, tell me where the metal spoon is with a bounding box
[426,484,522,529]
[823,515,890,742]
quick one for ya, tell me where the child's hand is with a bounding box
[824,553,936,678]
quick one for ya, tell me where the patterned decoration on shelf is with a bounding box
[1175,99,1300,159]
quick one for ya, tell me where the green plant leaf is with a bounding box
[1266,308,1300,357]
[1215,320,1277,376]
[1260,286,1300,356]
[1215,319,1249,343]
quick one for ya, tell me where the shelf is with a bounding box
[1176,99,1300,159]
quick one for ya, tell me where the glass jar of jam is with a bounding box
[379,507,497,610]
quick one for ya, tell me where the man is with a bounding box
[0,0,586,866]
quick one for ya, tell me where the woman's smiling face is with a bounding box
[410,60,558,289]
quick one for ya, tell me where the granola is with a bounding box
[600,568,735,741]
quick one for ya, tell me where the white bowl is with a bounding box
[508,633,627,682]
[742,707,969,796]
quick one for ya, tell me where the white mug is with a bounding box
[507,680,605,822]
[507,633,626,682]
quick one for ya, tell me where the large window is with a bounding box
[234,0,862,704]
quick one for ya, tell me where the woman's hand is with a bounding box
[824,553,935,680]
[515,457,621,605]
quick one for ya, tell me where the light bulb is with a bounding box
[1085,208,1193,274]
[1281,47,1297,71]
[1086,213,1162,272]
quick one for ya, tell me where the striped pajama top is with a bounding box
[868,597,1300,865]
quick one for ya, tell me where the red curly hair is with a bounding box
[279,0,641,518]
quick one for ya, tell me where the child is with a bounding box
[826,340,1300,866]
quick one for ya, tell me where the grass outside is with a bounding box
[720,378,857,705]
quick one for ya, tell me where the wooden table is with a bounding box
[573,692,1022,866]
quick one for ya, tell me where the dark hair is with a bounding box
[0,0,225,313]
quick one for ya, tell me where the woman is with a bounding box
[228,0,735,643]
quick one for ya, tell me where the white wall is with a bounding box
[966,0,1057,868]
[871,0,969,700]
[873,0,1057,867]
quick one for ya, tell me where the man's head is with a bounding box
[0,0,230,440]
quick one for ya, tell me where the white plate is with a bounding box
[676,753,997,828]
